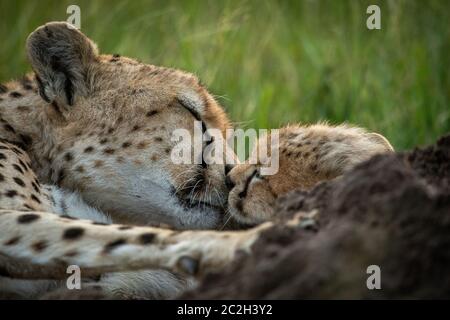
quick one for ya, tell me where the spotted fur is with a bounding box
[0,22,395,299]
[226,123,394,225]
[0,22,235,299]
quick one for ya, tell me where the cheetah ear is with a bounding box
[26,22,98,106]
[366,133,395,152]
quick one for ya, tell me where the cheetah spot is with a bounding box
[17,213,40,224]
[63,227,85,240]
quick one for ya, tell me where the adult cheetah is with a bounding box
[0,21,238,299]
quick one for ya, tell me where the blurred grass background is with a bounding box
[0,0,449,150]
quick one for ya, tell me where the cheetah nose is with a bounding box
[224,164,234,175]
[225,174,235,190]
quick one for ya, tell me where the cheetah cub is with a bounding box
[226,123,394,225]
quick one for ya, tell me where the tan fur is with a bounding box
[0,22,395,299]
[227,124,394,225]
[0,22,234,299]
[0,22,230,229]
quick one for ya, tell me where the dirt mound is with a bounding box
[184,134,450,299]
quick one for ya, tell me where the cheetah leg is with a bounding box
[0,209,272,280]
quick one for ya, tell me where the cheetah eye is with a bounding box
[201,121,214,148]
[254,168,264,180]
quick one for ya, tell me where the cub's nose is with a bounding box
[225,174,235,190]
[224,164,234,175]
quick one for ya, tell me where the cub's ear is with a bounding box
[366,132,395,152]
[26,22,98,106]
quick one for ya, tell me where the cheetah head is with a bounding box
[25,22,233,229]
[226,125,394,226]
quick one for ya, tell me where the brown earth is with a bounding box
[183,134,450,299]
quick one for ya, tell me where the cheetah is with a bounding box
[225,123,394,225]
[0,21,237,298]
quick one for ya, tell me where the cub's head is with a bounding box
[226,124,394,226]
[26,22,232,229]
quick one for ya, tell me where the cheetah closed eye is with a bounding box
[226,123,394,225]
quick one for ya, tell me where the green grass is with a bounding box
[1,0,449,150]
